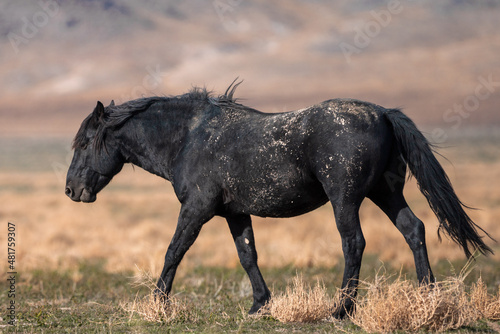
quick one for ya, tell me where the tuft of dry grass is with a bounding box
[266,274,335,323]
[351,275,474,332]
[264,270,500,332]
[125,292,189,324]
[121,268,192,324]
[351,268,500,333]
[470,277,500,321]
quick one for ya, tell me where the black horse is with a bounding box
[66,81,492,318]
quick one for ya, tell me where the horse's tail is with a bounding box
[384,108,494,258]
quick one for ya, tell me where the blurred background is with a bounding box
[0,0,499,274]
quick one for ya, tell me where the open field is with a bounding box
[1,0,499,331]
[0,132,499,332]
[1,259,499,333]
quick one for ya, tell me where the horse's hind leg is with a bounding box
[226,214,271,314]
[330,199,365,319]
[369,184,435,284]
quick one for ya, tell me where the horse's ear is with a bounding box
[109,100,115,106]
[93,101,105,121]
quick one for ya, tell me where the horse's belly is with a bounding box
[225,179,329,218]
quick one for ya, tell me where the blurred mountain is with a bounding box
[1,0,499,135]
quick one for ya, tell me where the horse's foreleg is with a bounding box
[226,214,271,314]
[155,204,212,300]
[331,202,365,319]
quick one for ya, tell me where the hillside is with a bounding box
[1,0,499,135]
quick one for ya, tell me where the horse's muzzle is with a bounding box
[65,185,96,203]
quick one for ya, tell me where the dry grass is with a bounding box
[264,270,500,332]
[351,271,500,333]
[117,265,500,331]
[470,277,500,321]
[352,275,474,332]
[266,274,335,323]
[122,268,192,324]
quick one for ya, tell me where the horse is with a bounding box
[65,81,493,318]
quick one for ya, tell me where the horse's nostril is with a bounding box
[65,187,72,197]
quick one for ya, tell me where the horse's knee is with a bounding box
[343,232,365,255]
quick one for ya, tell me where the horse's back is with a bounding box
[202,99,393,217]
[207,106,327,217]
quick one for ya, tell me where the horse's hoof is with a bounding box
[332,301,355,320]
[153,288,169,304]
[248,302,270,316]
[332,308,347,320]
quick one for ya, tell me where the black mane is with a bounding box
[73,80,244,152]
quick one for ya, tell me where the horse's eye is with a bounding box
[81,143,88,150]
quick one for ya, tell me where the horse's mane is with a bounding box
[73,79,244,152]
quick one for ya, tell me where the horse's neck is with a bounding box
[118,109,192,181]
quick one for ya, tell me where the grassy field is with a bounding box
[1,133,499,332]
[0,258,499,333]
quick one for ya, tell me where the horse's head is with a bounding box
[65,101,124,202]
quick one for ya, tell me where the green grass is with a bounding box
[1,257,498,333]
